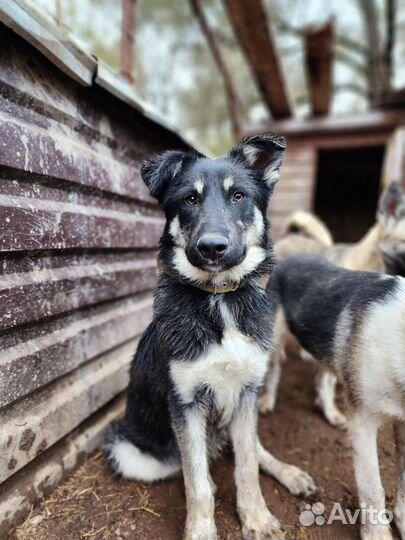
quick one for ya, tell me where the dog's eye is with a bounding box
[232,191,245,203]
[185,194,199,206]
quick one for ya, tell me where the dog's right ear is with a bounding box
[141,151,188,200]
[228,133,286,188]
[378,181,405,219]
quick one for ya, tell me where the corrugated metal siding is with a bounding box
[0,25,191,533]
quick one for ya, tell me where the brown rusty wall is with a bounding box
[0,25,190,533]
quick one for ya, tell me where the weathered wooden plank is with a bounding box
[0,194,163,251]
[0,294,152,408]
[0,337,136,483]
[224,0,293,119]
[0,177,161,219]
[0,255,157,330]
[245,110,404,138]
[0,0,96,85]
[0,111,154,202]
[277,167,314,179]
[270,191,313,207]
[0,395,125,538]
[303,19,334,117]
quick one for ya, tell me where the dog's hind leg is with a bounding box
[173,407,217,540]
[257,440,317,497]
[315,369,347,429]
[349,412,392,540]
[259,309,286,414]
[394,420,405,540]
[259,355,282,414]
[230,391,284,540]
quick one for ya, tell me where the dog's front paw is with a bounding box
[278,464,317,497]
[259,393,276,414]
[183,524,217,540]
[242,512,284,540]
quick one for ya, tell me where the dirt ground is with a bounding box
[10,355,399,540]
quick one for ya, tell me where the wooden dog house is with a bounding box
[249,112,404,242]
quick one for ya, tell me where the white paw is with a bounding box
[361,525,392,540]
[278,464,317,497]
[183,520,218,540]
[315,399,347,429]
[259,393,276,414]
[326,409,348,429]
[242,512,284,540]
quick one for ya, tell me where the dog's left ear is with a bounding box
[228,133,286,187]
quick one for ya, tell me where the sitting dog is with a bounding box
[104,134,316,540]
[269,253,405,540]
[260,181,405,428]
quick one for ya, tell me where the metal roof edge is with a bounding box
[0,0,208,153]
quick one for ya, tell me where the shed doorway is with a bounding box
[314,146,385,242]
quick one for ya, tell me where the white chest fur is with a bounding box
[170,302,269,425]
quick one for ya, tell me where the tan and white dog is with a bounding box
[260,181,405,428]
[269,254,405,540]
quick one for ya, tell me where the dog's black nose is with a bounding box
[197,235,229,260]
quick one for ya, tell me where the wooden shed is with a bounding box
[0,4,195,536]
[225,0,404,242]
[250,111,404,242]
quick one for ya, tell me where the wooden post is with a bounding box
[121,0,135,83]
[303,19,334,117]
[190,0,242,140]
[224,0,293,119]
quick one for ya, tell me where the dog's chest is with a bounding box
[170,302,268,424]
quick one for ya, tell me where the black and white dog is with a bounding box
[105,135,316,540]
[268,253,405,540]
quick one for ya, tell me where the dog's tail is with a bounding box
[284,210,333,246]
[104,419,181,483]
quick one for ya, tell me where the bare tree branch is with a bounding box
[121,0,136,83]
[273,15,369,56]
[190,0,242,140]
[334,83,368,98]
[385,0,395,80]
[335,50,368,77]
[356,0,391,105]
[336,34,369,57]
[280,45,302,56]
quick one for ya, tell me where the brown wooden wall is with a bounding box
[268,123,402,237]
[269,143,316,237]
[0,25,191,536]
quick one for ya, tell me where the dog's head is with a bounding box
[377,181,405,276]
[142,134,285,286]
